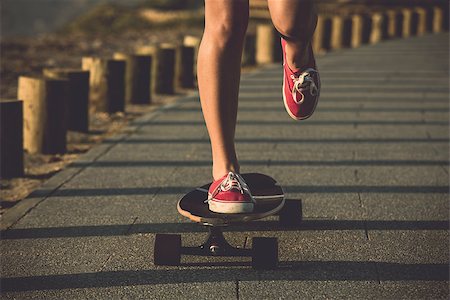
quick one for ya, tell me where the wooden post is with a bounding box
[135,45,159,95]
[370,12,385,44]
[113,53,152,104]
[256,23,273,64]
[351,14,364,48]
[313,15,325,53]
[343,17,353,48]
[18,76,68,154]
[0,100,24,178]
[410,9,420,36]
[43,68,90,133]
[108,60,126,113]
[415,7,427,36]
[386,10,398,38]
[81,57,125,113]
[256,23,280,64]
[433,6,443,33]
[322,17,333,51]
[183,36,201,48]
[81,57,107,112]
[183,36,201,86]
[331,15,344,50]
[242,32,256,66]
[424,7,433,32]
[401,8,413,38]
[175,45,195,89]
[154,44,176,94]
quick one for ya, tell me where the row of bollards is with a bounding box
[313,6,448,53]
[0,5,448,178]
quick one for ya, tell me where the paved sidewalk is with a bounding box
[1,33,449,299]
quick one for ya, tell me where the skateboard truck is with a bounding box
[154,226,279,269]
[182,226,252,257]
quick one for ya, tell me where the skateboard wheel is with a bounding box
[154,234,181,266]
[251,237,278,270]
[279,199,302,227]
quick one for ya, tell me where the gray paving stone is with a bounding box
[2,283,236,300]
[361,193,449,221]
[354,143,449,161]
[355,166,449,186]
[239,281,381,300]
[237,125,358,140]
[239,281,448,300]
[301,193,364,220]
[267,166,360,187]
[376,282,449,300]
[0,236,125,277]
[367,230,449,264]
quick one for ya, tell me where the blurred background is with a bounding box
[1,0,201,37]
[1,0,448,98]
[2,0,447,37]
[1,0,203,98]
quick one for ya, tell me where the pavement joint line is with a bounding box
[186,160,441,168]
[374,263,382,285]
[364,222,370,241]
[99,253,114,273]
[125,217,139,236]
[2,220,448,240]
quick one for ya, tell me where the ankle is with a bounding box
[213,164,240,181]
[285,41,313,72]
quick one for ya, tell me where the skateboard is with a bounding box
[153,173,302,269]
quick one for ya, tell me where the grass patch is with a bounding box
[138,0,200,11]
[61,3,150,35]
[60,2,203,37]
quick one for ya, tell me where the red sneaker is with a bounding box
[281,38,320,120]
[207,172,255,213]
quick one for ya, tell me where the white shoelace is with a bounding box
[206,172,253,202]
[290,68,318,104]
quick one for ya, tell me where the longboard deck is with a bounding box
[177,173,284,226]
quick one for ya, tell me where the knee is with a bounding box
[273,14,317,42]
[205,12,248,47]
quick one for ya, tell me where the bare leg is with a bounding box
[198,0,249,180]
[268,0,318,70]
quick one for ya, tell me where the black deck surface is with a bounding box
[178,173,284,224]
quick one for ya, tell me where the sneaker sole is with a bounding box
[208,199,254,214]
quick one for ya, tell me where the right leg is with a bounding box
[267,0,320,120]
[197,0,249,180]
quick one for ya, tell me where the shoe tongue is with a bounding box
[285,61,301,75]
[222,173,241,191]
[289,65,302,75]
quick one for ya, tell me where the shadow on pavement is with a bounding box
[100,137,449,144]
[28,185,449,199]
[2,219,448,240]
[1,261,448,292]
[69,159,449,168]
